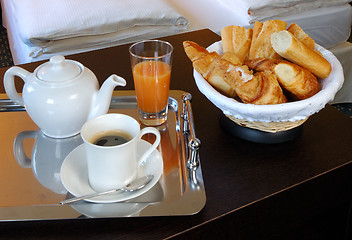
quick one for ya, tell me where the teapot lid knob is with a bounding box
[36,55,82,82]
[50,55,65,65]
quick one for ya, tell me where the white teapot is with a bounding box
[4,56,126,138]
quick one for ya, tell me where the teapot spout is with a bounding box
[88,74,126,120]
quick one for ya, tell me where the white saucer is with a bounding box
[60,140,163,203]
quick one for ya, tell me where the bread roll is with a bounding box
[249,20,287,60]
[271,30,331,79]
[246,58,320,99]
[221,25,252,63]
[287,23,315,49]
[251,21,263,44]
[206,57,246,98]
[221,52,242,66]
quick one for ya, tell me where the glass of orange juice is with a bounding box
[129,40,173,126]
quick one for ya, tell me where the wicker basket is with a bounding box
[225,114,308,133]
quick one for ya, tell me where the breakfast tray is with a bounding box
[0,90,206,221]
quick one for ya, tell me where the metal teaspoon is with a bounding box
[60,175,154,204]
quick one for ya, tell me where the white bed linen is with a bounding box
[2,0,189,61]
[329,42,352,104]
[214,0,351,24]
[11,0,189,43]
[169,0,351,48]
[28,25,187,58]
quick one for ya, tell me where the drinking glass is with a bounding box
[129,40,173,126]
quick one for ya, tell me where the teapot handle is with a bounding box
[13,130,38,168]
[3,66,31,106]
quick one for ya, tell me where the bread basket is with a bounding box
[194,41,344,133]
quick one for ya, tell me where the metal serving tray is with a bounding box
[0,90,205,221]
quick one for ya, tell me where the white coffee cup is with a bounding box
[81,113,161,192]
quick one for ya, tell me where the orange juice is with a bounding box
[133,60,171,113]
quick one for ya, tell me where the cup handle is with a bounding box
[137,127,161,166]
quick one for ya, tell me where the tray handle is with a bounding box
[182,93,201,170]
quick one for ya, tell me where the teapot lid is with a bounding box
[36,56,81,82]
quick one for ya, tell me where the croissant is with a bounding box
[183,40,237,97]
[183,41,287,105]
[183,40,220,77]
[227,70,287,105]
[245,58,320,100]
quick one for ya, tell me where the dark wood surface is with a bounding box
[1,29,352,239]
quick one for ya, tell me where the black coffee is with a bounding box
[91,131,132,147]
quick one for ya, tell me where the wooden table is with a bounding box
[1,29,352,239]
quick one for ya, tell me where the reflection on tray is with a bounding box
[0,91,205,221]
[14,130,83,194]
[70,181,164,218]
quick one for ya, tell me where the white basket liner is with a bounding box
[194,41,344,122]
